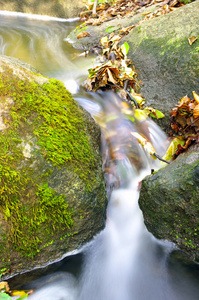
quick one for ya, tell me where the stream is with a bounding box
[0,11,199,300]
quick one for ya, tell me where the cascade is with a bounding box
[0,12,199,300]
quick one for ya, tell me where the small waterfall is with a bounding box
[1,12,199,300]
[75,92,174,300]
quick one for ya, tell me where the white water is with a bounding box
[1,12,199,300]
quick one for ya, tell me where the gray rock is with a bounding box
[0,55,107,276]
[124,0,199,132]
[67,1,199,132]
[67,4,158,50]
[138,145,199,262]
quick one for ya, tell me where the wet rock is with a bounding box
[138,144,199,262]
[0,55,107,277]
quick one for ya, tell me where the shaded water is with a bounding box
[1,11,199,300]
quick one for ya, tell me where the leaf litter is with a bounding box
[81,0,197,170]
[163,91,199,161]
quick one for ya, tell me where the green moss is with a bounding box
[0,63,98,261]
[5,183,73,258]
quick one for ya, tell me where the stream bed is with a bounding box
[0,11,199,300]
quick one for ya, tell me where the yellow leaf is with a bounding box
[162,137,185,162]
[10,290,28,296]
[130,93,145,106]
[100,36,108,46]
[0,281,10,293]
[193,91,199,104]
[131,132,156,158]
[134,109,148,121]
[188,36,198,45]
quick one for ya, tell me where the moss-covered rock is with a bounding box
[138,145,199,262]
[0,55,107,277]
[0,0,87,18]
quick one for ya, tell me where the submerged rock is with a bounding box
[0,55,107,277]
[138,145,199,262]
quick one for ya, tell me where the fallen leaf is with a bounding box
[193,91,199,104]
[134,109,148,121]
[193,104,199,118]
[77,31,91,39]
[0,281,10,293]
[131,132,156,157]
[149,109,165,119]
[141,11,151,15]
[101,36,108,46]
[143,107,165,119]
[10,290,28,297]
[121,42,130,57]
[107,68,118,84]
[188,36,198,45]
[106,26,120,33]
[162,137,185,161]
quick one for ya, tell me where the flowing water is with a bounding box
[1,11,199,300]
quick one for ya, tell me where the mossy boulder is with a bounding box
[0,55,107,277]
[0,0,87,18]
[138,145,199,262]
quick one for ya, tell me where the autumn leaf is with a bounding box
[162,137,185,162]
[134,109,147,121]
[131,132,157,158]
[142,107,165,119]
[193,91,199,104]
[10,290,28,297]
[101,36,108,46]
[188,36,198,45]
[193,104,199,118]
[0,281,10,293]
[167,91,199,158]
[77,31,91,39]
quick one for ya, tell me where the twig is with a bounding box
[93,0,98,16]
[153,153,170,164]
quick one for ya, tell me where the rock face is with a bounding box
[138,145,199,262]
[124,0,199,132]
[67,1,199,132]
[0,55,107,276]
[0,0,87,18]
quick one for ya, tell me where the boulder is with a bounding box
[124,0,199,132]
[0,0,87,18]
[138,144,199,262]
[0,55,107,277]
[67,0,199,132]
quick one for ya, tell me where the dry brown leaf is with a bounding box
[141,11,151,15]
[193,104,199,119]
[77,31,91,39]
